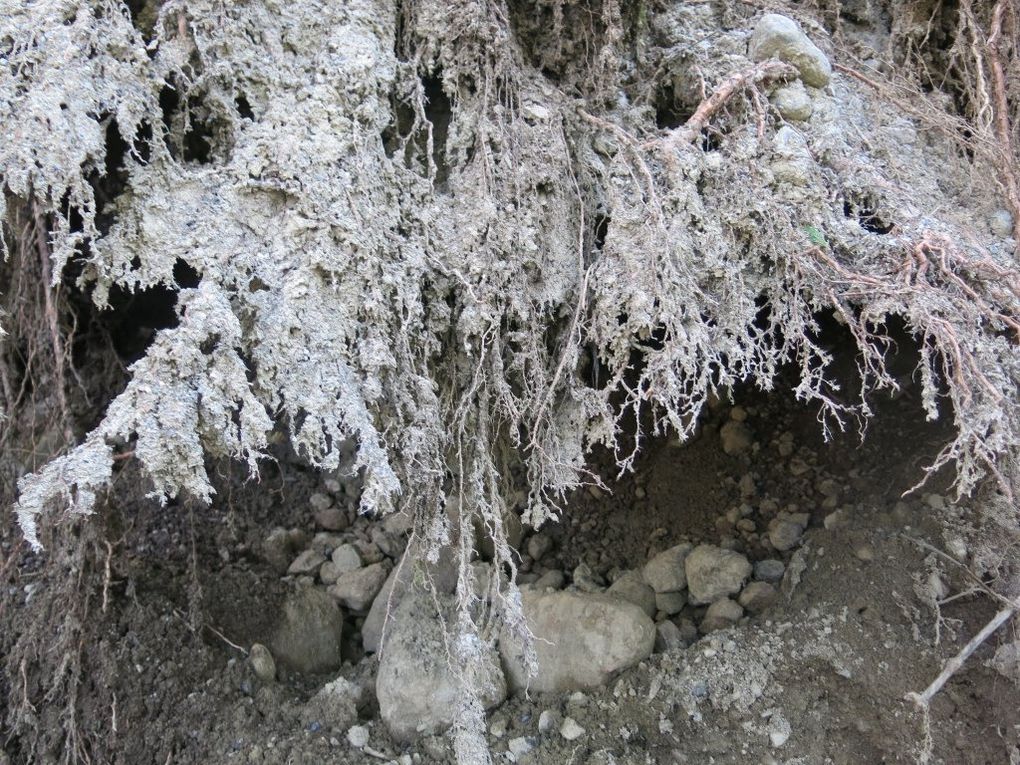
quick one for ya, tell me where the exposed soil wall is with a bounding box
[1,0,1019,762]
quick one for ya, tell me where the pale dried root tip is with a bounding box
[906,601,1018,708]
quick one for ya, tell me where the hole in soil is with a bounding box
[844,196,894,234]
[101,259,201,362]
[422,74,451,187]
[520,315,953,636]
[235,93,255,121]
[382,74,452,184]
[382,93,415,161]
[159,81,232,165]
[655,82,694,130]
[593,214,610,251]
[90,119,132,229]
[700,127,722,152]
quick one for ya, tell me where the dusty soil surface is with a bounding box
[2,363,1018,765]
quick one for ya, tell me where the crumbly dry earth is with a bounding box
[3,368,1016,765]
[2,0,1020,763]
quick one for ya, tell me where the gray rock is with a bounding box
[738,473,757,497]
[319,560,342,585]
[490,715,509,738]
[538,708,561,734]
[989,640,1020,683]
[677,618,699,645]
[607,571,656,618]
[788,457,811,476]
[270,587,343,673]
[382,510,414,536]
[770,81,813,121]
[824,508,848,529]
[768,517,806,551]
[363,544,459,653]
[329,562,389,611]
[249,643,276,681]
[314,506,348,532]
[310,492,334,513]
[854,544,875,562]
[309,532,345,556]
[655,590,687,616]
[739,581,778,614]
[352,539,385,565]
[469,561,493,600]
[532,569,566,591]
[331,543,363,573]
[654,620,684,653]
[719,420,753,456]
[989,208,1014,238]
[771,126,814,187]
[571,562,604,593]
[261,527,300,574]
[287,549,326,576]
[527,532,554,561]
[754,559,786,583]
[500,591,655,694]
[642,543,693,593]
[372,527,406,559]
[685,545,752,604]
[377,590,506,743]
[363,568,400,653]
[749,13,832,87]
[700,598,743,633]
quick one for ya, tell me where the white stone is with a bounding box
[508,736,535,759]
[346,725,369,748]
[559,717,586,741]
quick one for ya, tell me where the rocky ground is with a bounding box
[4,358,1018,765]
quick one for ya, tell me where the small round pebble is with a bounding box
[249,643,276,682]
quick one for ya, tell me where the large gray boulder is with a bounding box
[269,586,343,673]
[500,591,655,694]
[749,13,832,88]
[377,590,506,743]
[685,545,752,605]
